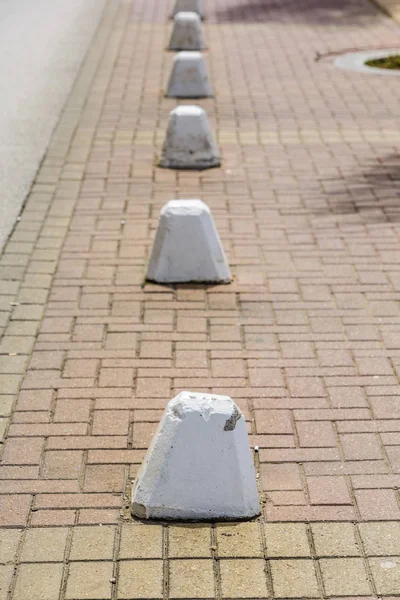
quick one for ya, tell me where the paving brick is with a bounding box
[63,359,98,378]
[359,522,400,556]
[265,523,310,557]
[20,527,69,562]
[0,336,35,355]
[297,421,337,447]
[0,529,22,563]
[106,332,136,349]
[30,509,76,527]
[13,563,63,600]
[140,341,172,358]
[119,524,162,559]
[255,409,292,434]
[175,350,207,368]
[83,464,126,492]
[261,463,303,491]
[43,450,83,479]
[0,495,31,527]
[340,433,382,460]
[311,523,360,557]
[385,446,400,472]
[16,390,53,411]
[220,559,268,598]
[328,386,368,408]
[0,565,13,600]
[249,368,284,387]
[92,410,130,435]
[169,559,215,598]
[216,522,263,557]
[132,422,157,447]
[136,378,170,397]
[168,525,212,558]
[368,557,400,594]
[355,489,400,520]
[78,508,119,524]
[54,398,91,422]
[118,560,163,599]
[66,561,113,599]
[270,559,319,598]
[212,359,245,378]
[308,475,352,505]
[320,558,371,596]
[288,377,325,398]
[69,525,115,560]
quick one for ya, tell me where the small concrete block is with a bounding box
[146,199,230,284]
[131,391,260,520]
[172,0,204,18]
[168,12,206,51]
[159,106,220,170]
[166,52,213,98]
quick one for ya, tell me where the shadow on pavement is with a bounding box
[313,153,400,223]
[215,0,380,26]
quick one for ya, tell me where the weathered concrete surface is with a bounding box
[132,392,260,520]
[146,199,231,283]
[159,105,220,169]
[168,11,206,51]
[166,51,213,98]
[0,0,107,251]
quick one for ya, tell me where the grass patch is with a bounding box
[365,54,400,69]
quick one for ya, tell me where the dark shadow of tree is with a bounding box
[214,0,382,26]
[310,154,400,223]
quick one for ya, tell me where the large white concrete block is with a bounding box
[132,392,260,520]
[168,12,206,51]
[166,52,213,98]
[159,105,220,170]
[146,199,231,283]
[172,0,205,18]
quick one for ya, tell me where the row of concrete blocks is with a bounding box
[132,1,260,523]
[150,1,229,285]
[161,0,220,170]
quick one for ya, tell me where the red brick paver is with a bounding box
[2,0,400,597]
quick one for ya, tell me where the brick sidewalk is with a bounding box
[2,0,400,597]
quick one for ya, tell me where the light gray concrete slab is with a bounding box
[0,0,107,251]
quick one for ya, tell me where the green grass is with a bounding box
[365,54,400,69]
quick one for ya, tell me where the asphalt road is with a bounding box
[0,0,107,251]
